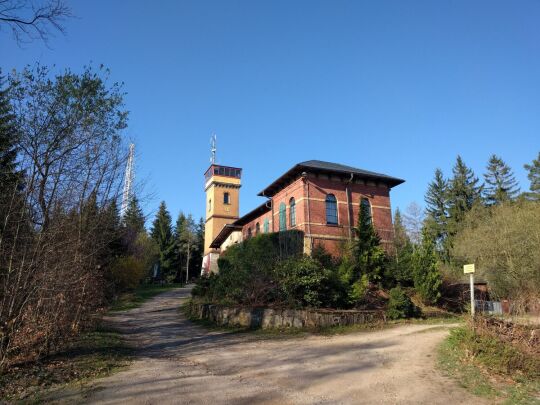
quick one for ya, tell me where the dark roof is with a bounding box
[209,224,242,249]
[233,202,271,226]
[258,160,405,197]
[209,202,271,249]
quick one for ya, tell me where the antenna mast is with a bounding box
[210,133,217,164]
[121,143,135,218]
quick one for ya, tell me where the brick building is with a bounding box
[201,160,404,275]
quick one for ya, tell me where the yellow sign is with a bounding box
[463,264,475,274]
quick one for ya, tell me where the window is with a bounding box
[224,192,230,205]
[326,194,338,225]
[247,227,252,239]
[208,199,212,212]
[279,202,286,231]
[255,222,260,235]
[361,197,372,224]
[263,218,269,233]
[289,197,296,227]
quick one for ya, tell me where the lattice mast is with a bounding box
[120,143,135,218]
[210,133,217,164]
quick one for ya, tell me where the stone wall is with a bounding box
[189,302,386,329]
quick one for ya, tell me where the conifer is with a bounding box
[524,152,540,201]
[151,201,175,279]
[483,154,520,204]
[447,156,483,233]
[424,168,448,246]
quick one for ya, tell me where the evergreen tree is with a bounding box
[447,156,483,235]
[173,212,187,281]
[122,196,146,234]
[0,70,22,236]
[412,228,442,305]
[347,198,386,300]
[121,196,146,256]
[523,152,540,201]
[150,201,175,280]
[424,168,448,248]
[483,154,520,204]
[386,208,414,286]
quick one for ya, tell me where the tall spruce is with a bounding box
[173,212,187,281]
[122,197,146,234]
[150,201,175,280]
[524,152,540,201]
[483,154,520,204]
[424,168,448,248]
[447,156,483,234]
[352,198,386,283]
[388,208,414,286]
[412,227,442,305]
[0,70,22,234]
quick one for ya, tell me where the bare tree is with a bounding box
[0,64,128,370]
[0,0,71,45]
[403,202,425,245]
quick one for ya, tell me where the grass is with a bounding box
[110,282,184,311]
[438,326,540,405]
[0,324,133,403]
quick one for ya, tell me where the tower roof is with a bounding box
[258,160,405,197]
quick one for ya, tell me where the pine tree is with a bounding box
[524,152,540,201]
[0,70,22,236]
[412,228,442,305]
[424,168,448,247]
[483,154,520,204]
[173,212,187,281]
[447,156,483,234]
[122,196,146,234]
[150,201,175,280]
[387,208,414,286]
[352,198,386,284]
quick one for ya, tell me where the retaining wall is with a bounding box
[189,302,386,329]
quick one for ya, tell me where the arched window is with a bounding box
[360,197,372,224]
[279,202,286,231]
[247,227,252,239]
[208,199,212,212]
[223,192,230,205]
[325,194,338,225]
[289,197,296,227]
[263,218,269,233]
[255,222,260,235]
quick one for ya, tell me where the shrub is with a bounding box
[386,286,418,319]
[276,256,332,308]
[111,256,147,291]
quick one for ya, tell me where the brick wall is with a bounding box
[239,172,395,257]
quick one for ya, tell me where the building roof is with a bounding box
[209,224,242,249]
[209,202,271,249]
[258,160,405,197]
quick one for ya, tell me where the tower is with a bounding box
[120,143,135,218]
[202,163,242,274]
[201,134,242,274]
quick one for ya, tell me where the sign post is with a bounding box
[463,264,475,318]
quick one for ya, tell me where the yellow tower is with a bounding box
[202,164,242,274]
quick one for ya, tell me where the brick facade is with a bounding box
[239,173,395,257]
[206,161,404,271]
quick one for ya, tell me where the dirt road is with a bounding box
[68,286,484,404]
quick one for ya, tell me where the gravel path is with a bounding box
[63,285,485,404]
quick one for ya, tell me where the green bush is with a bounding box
[111,256,146,291]
[386,286,418,319]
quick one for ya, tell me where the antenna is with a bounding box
[210,133,217,164]
[120,143,135,218]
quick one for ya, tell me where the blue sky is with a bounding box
[3,0,539,223]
